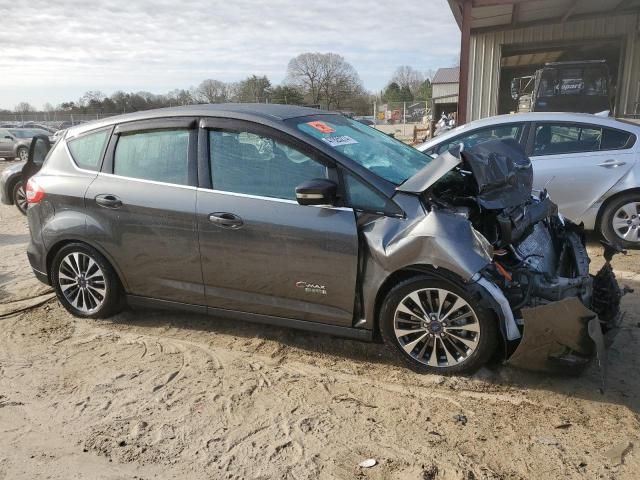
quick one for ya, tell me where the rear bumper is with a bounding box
[26,207,49,283]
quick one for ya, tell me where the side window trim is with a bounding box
[65,126,113,172]
[102,117,198,187]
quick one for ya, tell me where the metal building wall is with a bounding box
[467,13,640,121]
[433,82,460,99]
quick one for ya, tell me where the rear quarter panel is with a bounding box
[28,140,98,269]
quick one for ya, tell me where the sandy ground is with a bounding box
[1,161,639,480]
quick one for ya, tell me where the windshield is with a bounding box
[292,114,431,184]
[9,129,36,138]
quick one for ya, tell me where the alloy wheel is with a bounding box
[393,288,480,368]
[14,184,27,213]
[18,148,28,162]
[611,201,640,244]
[58,252,107,314]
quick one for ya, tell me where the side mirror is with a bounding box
[4,135,13,140]
[510,79,519,100]
[295,178,337,206]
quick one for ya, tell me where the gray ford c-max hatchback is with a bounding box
[25,104,625,375]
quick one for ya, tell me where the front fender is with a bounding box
[360,198,493,327]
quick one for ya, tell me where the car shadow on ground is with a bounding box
[106,273,640,416]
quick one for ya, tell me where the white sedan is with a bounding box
[416,112,640,248]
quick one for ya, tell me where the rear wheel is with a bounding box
[600,192,640,249]
[51,243,124,318]
[380,275,498,374]
[12,180,27,215]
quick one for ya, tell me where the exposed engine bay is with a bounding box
[423,139,626,375]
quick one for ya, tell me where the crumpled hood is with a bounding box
[398,138,534,209]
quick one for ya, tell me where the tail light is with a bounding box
[26,178,45,204]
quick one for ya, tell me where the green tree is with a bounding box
[271,85,304,105]
[237,75,272,103]
[415,78,432,101]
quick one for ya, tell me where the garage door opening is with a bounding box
[498,39,623,115]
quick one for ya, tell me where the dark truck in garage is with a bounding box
[511,60,611,114]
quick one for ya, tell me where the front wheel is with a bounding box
[12,180,27,215]
[600,193,640,249]
[380,275,498,375]
[51,243,125,318]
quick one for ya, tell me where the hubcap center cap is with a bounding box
[428,321,443,334]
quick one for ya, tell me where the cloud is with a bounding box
[0,0,460,108]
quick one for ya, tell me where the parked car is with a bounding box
[354,117,375,126]
[24,104,623,375]
[0,128,32,161]
[0,133,51,214]
[416,112,640,249]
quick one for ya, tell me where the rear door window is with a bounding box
[533,124,602,156]
[67,129,110,171]
[114,130,189,185]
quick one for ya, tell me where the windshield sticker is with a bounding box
[306,121,335,134]
[321,135,358,147]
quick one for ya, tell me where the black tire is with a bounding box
[12,179,27,215]
[600,192,640,250]
[380,275,498,375]
[51,242,125,318]
[16,147,28,162]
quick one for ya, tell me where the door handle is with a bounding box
[95,194,122,209]
[597,160,627,168]
[208,212,243,229]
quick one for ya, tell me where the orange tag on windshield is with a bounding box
[306,121,335,134]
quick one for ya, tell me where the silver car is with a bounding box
[0,128,52,161]
[417,113,640,249]
[24,105,624,376]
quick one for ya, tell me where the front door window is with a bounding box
[209,130,326,200]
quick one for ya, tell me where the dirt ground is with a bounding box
[1,162,639,480]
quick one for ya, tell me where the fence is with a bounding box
[371,101,433,143]
[0,112,119,127]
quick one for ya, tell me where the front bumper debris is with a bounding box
[507,297,598,372]
[506,249,628,387]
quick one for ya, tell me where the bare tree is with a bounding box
[14,102,35,114]
[287,53,326,105]
[424,68,436,81]
[42,102,55,112]
[287,52,362,109]
[79,91,105,107]
[391,66,425,98]
[195,79,228,103]
[320,53,362,109]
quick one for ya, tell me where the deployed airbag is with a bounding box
[460,138,533,209]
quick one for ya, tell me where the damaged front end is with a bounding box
[405,139,628,376]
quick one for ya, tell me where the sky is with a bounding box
[0,0,460,110]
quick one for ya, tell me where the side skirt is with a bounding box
[125,295,373,341]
